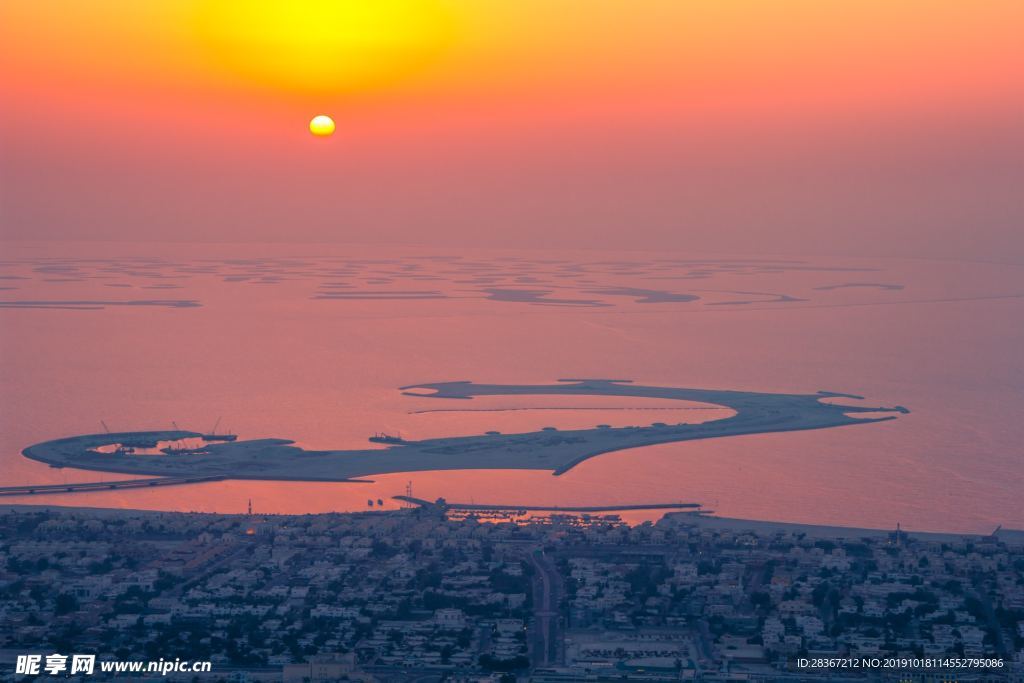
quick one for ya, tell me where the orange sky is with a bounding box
[2,0,1023,258]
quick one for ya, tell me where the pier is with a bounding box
[392,495,701,513]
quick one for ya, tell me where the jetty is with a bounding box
[393,495,701,513]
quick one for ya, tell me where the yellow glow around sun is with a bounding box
[309,114,336,136]
[191,0,455,93]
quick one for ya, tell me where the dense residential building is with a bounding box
[1,507,1021,681]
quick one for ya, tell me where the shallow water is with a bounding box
[1,241,1022,533]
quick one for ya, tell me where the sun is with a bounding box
[191,0,455,94]
[309,115,336,137]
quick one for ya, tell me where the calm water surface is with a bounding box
[1,242,1022,533]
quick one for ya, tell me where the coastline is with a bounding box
[3,502,1020,545]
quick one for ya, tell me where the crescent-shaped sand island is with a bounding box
[22,379,908,482]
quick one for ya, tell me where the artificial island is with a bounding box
[16,380,908,490]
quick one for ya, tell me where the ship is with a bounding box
[200,417,238,442]
[200,433,237,442]
[368,431,406,445]
[162,444,208,455]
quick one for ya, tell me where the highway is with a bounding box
[529,550,563,667]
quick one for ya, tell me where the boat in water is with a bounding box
[200,417,237,442]
[162,444,209,455]
[200,433,237,442]
[368,431,406,445]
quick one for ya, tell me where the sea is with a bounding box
[1,241,1021,533]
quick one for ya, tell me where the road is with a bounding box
[969,583,1008,656]
[0,475,225,497]
[529,550,563,668]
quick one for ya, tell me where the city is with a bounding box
[1,505,1021,681]
[4,0,1024,680]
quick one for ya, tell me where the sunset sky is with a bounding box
[2,0,1022,259]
